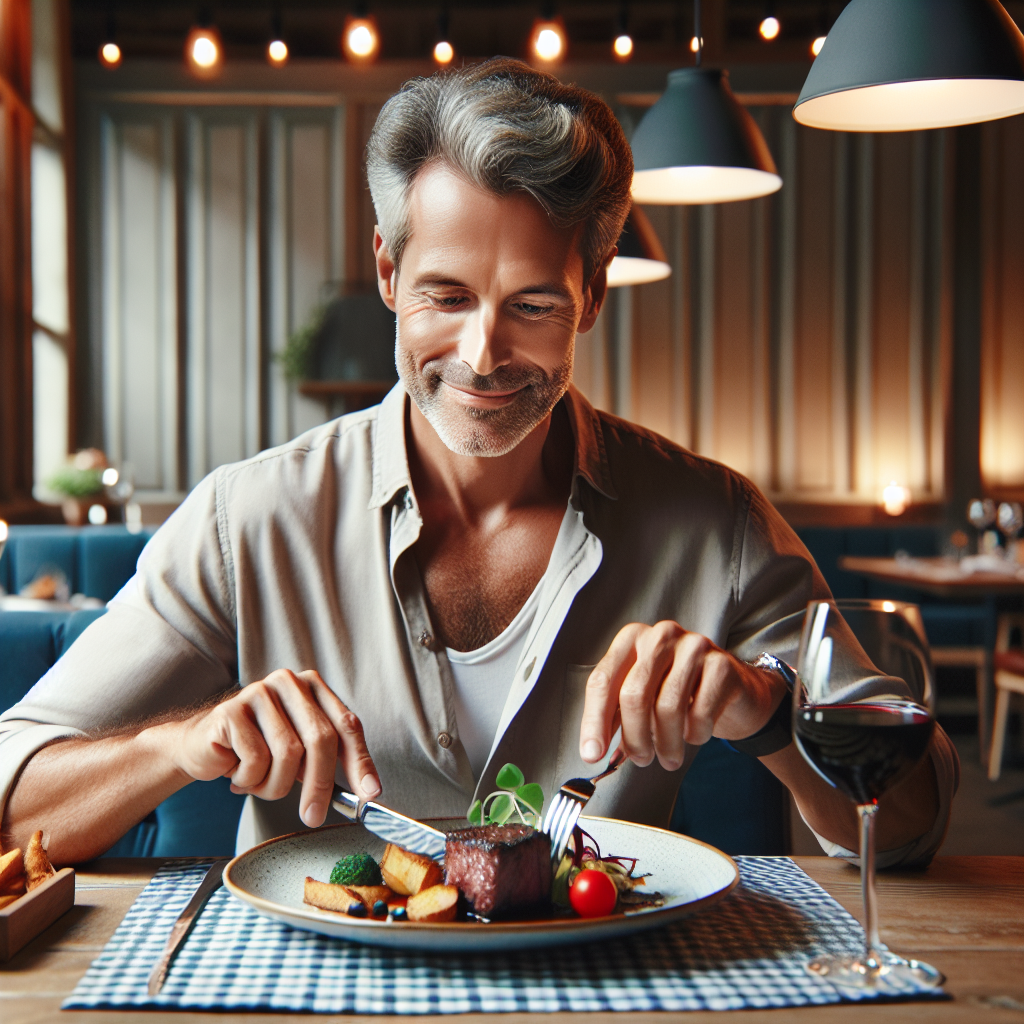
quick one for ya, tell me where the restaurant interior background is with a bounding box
[0,0,1022,854]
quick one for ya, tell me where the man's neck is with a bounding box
[406,398,574,522]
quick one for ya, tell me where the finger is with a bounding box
[685,650,737,746]
[618,621,684,766]
[239,683,306,801]
[579,624,644,763]
[218,703,272,791]
[302,672,381,800]
[273,673,341,828]
[652,632,714,770]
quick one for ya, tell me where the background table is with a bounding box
[837,556,1024,600]
[1,856,1021,1023]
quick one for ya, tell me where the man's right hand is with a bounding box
[157,669,380,828]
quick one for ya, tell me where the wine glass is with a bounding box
[102,462,135,523]
[997,502,1023,557]
[967,498,997,553]
[793,599,943,994]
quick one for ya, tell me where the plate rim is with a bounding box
[222,815,740,936]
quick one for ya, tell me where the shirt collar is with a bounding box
[368,382,618,511]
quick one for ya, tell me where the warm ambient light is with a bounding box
[532,21,565,62]
[99,41,121,67]
[882,601,897,613]
[690,35,703,53]
[759,16,780,41]
[811,35,826,57]
[101,468,119,487]
[613,34,633,60]
[882,481,911,517]
[0,519,8,545]
[186,27,222,74]
[343,17,379,62]
[268,38,288,65]
[434,40,454,64]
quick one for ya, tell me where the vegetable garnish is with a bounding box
[330,852,383,887]
[569,868,618,918]
[467,763,545,828]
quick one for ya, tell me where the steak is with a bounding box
[444,824,551,918]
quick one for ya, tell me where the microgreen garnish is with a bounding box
[467,763,544,827]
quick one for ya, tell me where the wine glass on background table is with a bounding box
[997,502,1023,561]
[793,599,943,995]
[967,498,997,554]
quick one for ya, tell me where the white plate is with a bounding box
[224,816,739,952]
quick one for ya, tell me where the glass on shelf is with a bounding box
[102,463,136,523]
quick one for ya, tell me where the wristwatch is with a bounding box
[727,653,797,758]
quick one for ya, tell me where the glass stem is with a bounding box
[857,801,882,967]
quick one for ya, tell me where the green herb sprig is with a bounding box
[467,763,544,828]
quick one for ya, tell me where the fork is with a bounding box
[541,748,627,863]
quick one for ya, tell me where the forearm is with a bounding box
[762,740,940,854]
[1,723,192,865]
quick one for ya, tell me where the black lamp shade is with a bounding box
[607,205,671,287]
[631,69,782,204]
[795,0,1024,131]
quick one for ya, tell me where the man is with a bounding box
[1,59,956,866]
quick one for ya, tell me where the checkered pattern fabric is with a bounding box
[64,857,946,1014]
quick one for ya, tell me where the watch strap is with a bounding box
[726,653,797,758]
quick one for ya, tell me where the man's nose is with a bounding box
[457,306,510,377]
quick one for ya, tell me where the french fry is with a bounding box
[0,873,26,897]
[406,884,459,923]
[379,843,443,896]
[0,893,21,910]
[0,849,24,891]
[25,831,55,892]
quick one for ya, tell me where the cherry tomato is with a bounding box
[569,868,618,918]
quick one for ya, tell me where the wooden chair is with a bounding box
[931,645,989,760]
[987,614,1024,781]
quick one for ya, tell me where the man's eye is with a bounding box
[517,302,548,316]
[435,296,465,308]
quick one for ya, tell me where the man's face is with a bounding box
[374,162,606,457]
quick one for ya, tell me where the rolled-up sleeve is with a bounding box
[0,471,239,820]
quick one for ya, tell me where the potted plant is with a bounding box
[45,449,111,526]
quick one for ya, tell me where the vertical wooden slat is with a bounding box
[853,134,875,496]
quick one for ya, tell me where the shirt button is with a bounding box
[437,732,452,749]
[418,630,433,648]
[523,657,536,681]
[404,491,414,511]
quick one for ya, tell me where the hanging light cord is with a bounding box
[694,0,702,67]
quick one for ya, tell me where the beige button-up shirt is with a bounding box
[0,385,956,862]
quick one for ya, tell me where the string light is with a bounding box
[811,35,826,57]
[186,25,222,75]
[613,5,632,62]
[759,15,780,41]
[268,8,288,66]
[99,41,122,67]
[531,19,566,62]
[343,15,380,62]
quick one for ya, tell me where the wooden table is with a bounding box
[838,556,1024,600]
[1,856,1021,1022]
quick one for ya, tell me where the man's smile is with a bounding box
[441,380,526,409]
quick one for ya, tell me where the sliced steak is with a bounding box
[444,824,551,918]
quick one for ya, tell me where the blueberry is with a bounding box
[372,900,388,917]
[346,902,368,918]
[390,906,408,922]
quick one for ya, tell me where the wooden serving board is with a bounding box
[0,867,75,961]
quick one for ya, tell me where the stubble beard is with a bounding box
[395,328,574,457]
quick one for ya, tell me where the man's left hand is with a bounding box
[578,622,788,769]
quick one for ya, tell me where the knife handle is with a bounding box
[332,788,362,822]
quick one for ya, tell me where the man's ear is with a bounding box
[576,249,614,335]
[373,226,397,312]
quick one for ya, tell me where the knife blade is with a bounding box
[147,858,229,997]
[331,788,447,861]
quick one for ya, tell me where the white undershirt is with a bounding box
[445,577,544,781]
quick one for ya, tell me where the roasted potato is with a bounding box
[406,884,459,923]
[379,843,443,895]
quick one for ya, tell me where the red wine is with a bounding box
[794,702,934,804]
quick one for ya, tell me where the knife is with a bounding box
[331,788,447,861]
[147,858,229,997]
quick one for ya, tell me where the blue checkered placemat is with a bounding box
[64,857,946,1014]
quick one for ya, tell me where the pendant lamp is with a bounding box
[607,205,671,287]
[631,68,782,204]
[794,0,1024,132]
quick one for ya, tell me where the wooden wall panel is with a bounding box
[100,114,178,494]
[981,115,1024,495]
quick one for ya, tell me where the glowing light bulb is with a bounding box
[100,41,121,67]
[434,40,454,64]
[101,468,119,486]
[811,35,826,57]
[268,39,288,65]
[344,17,379,61]
[759,16,780,41]
[532,22,565,62]
[882,601,897,613]
[881,481,911,517]
[613,34,633,59]
[690,35,703,53]
[186,28,222,72]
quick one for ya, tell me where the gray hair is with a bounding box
[366,57,633,284]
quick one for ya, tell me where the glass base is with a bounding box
[806,951,945,996]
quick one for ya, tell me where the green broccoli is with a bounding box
[329,853,382,886]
